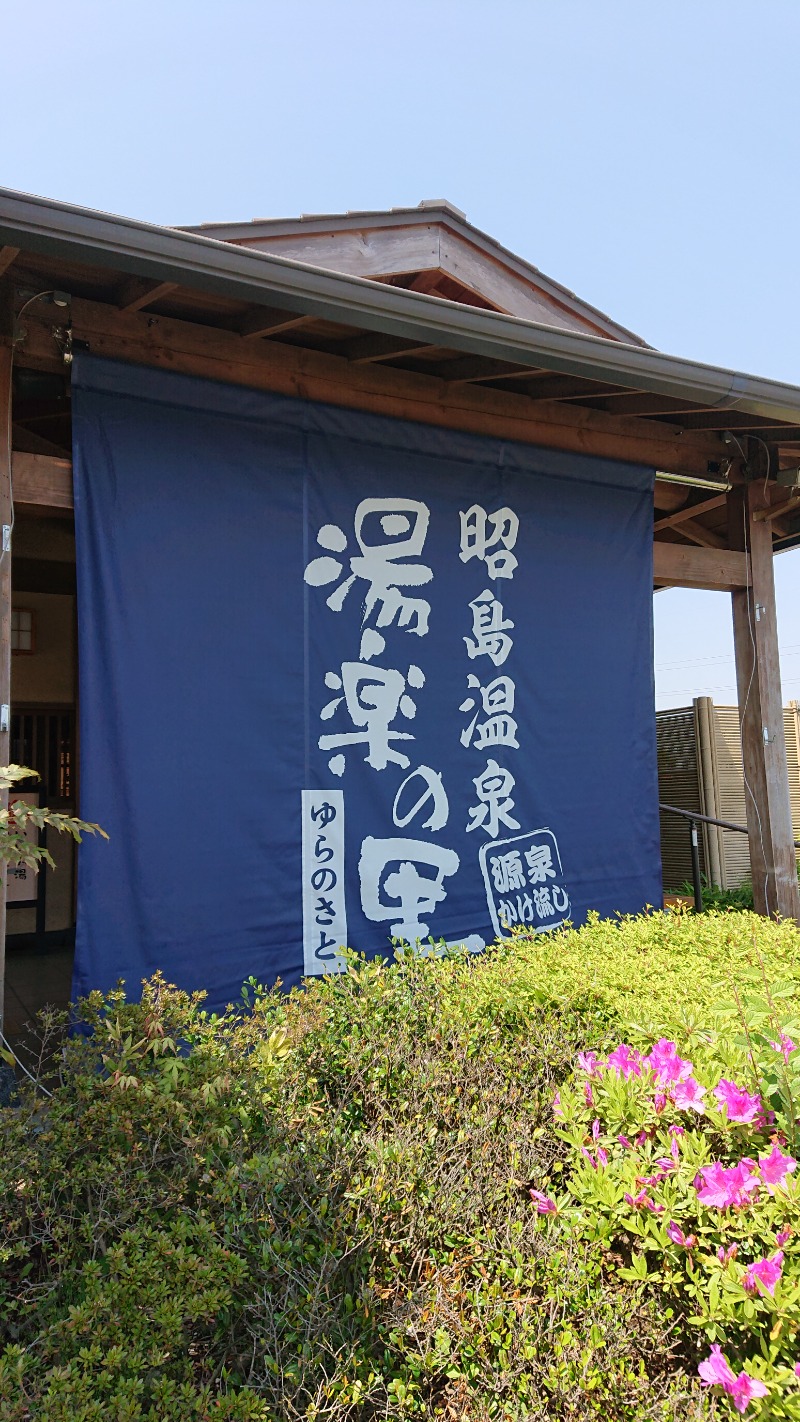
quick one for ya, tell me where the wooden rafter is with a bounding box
[653,492,728,532]
[440,357,538,385]
[0,248,19,278]
[341,333,440,365]
[238,309,317,340]
[666,517,727,550]
[116,279,179,314]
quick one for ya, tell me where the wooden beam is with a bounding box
[653,492,728,532]
[117,279,179,314]
[16,295,729,478]
[11,453,73,510]
[653,542,750,590]
[729,483,800,922]
[0,248,19,279]
[238,309,316,340]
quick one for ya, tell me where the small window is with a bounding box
[11,607,36,654]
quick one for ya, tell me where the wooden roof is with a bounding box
[183,200,649,346]
[1,187,800,572]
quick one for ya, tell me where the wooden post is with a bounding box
[729,481,800,922]
[695,696,724,889]
[0,315,12,1033]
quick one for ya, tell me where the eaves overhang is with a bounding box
[3,186,800,429]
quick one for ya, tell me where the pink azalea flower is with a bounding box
[743,1250,784,1296]
[699,1345,737,1390]
[553,1091,564,1119]
[666,1220,696,1248]
[577,1050,600,1076]
[771,1033,796,1063]
[718,1242,738,1264]
[583,1081,594,1108]
[794,1362,800,1379]
[645,1038,693,1084]
[669,1124,685,1136]
[759,1143,797,1193]
[777,1228,792,1247]
[581,1146,608,1170]
[729,1373,768,1413]
[606,1043,643,1079]
[653,1090,668,1114]
[696,1159,759,1209]
[715,1079,763,1125]
[672,1075,707,1113]
[624,1189,662,1213]
[618,1133,632,1148]
[530,1189,557,1214]
[699,1348,768,1413]
[592,1118,601,1141]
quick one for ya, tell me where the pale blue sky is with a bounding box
[6,0,799,708]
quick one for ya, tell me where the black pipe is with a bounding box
[689,820,703,912]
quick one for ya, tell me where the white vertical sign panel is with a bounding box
[302,789,348,976]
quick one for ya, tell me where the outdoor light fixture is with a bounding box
[655,470,731,492]
[13,289,73,364]
[777,466,800,489]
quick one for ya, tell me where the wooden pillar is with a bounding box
[729,481,800,922]
[0,320,11,1032]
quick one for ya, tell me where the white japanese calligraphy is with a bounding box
[392,764,450,831]
[525,842,556,884]
[302,791,348,975]
[459,673,519,750]
[459,504,519,579]
[358,835,460,943]
[466,758,520,837]
[489,849,526,894]
[480,829,572,938]
[304,499,433,657]
[319,661,424,775]
[463,589,514,667]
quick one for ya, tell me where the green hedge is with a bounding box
[2,910,798,1419]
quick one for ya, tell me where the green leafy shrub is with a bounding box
[4,911,800,1418]
[547,966,800,1416]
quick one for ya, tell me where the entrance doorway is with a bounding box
[5,511,77,1045]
